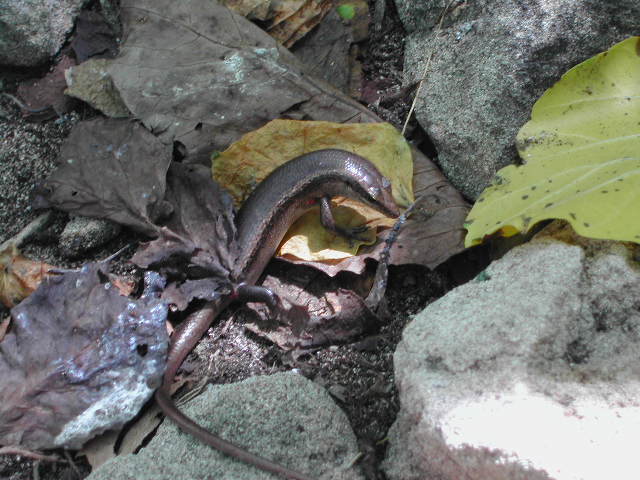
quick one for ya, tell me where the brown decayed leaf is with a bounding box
[386,148,469,268]
[106,0,378,158]
[240,261,382,349]
[34,118,172,237]
[291,8,354,94]
[16,55,76,117]
[132,163,237,306]
[0,317,9,342]
[0,245,54,308]
[219,0,271,20]
[0,265,168,449]
[268,0,334,48]
[70,10,118,62]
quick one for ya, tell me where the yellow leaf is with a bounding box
[213,119,413,260]
[465,37,640,247]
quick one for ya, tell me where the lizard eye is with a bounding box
[368,186,381,198]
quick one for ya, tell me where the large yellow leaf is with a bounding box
[465,37,640,247]
[212,120,413,260]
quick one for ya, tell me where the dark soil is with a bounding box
[0,1,481,479]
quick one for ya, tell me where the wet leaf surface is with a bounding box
[0,265,169,450]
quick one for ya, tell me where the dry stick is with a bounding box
[64,450,82,479]
[0,446,62,463]
[365,200,419,309]
[0,212,53,252]
[401,0,458,136]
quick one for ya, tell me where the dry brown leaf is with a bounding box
[268,0,334,48]
[116,405,163,457]
[16,55,75,117]
[0,245,54,308]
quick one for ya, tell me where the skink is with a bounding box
[155,149,399,480]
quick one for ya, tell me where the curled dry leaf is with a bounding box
[267,0,334,48]
[0,265,169,449]
[132,163,238,307]
[241,261,382,349]
[34,118,172,237]
[221,0,334,48]
[0,245,54,308]
[70,10,119,62]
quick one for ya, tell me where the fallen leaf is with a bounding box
[106,0,379,158]
[79,430,119,470]
[132,163,237,293]
[279,198,390,261]
[386,148,469,268]
[0,245,54,308]
[34,118,172,237]
[70,10,118,62]
[465,36,640,246]
[0,317,9,342]
[16,55,76,117]
[116,404,163,456]
[0,265,169,449]
[241,261,381,349]
[291,8,354,94]
[268,0,333,48]
[219,0,272,20]
[132,162,237,309]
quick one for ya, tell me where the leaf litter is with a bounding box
[0,0,471,468]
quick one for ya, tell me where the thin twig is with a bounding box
[401,0,458,136]
[0,212,53,252]
[365,200,419,309]
[0,446,62,463]
[64,450,82,479]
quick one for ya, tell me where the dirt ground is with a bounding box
[0,1,484,479]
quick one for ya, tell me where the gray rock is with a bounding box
[65,59,131,118]
[88,372,364,480]
[0,0,88,67]
[383,224,640,480]
[395,0,640,199]
[59,216,121,258]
